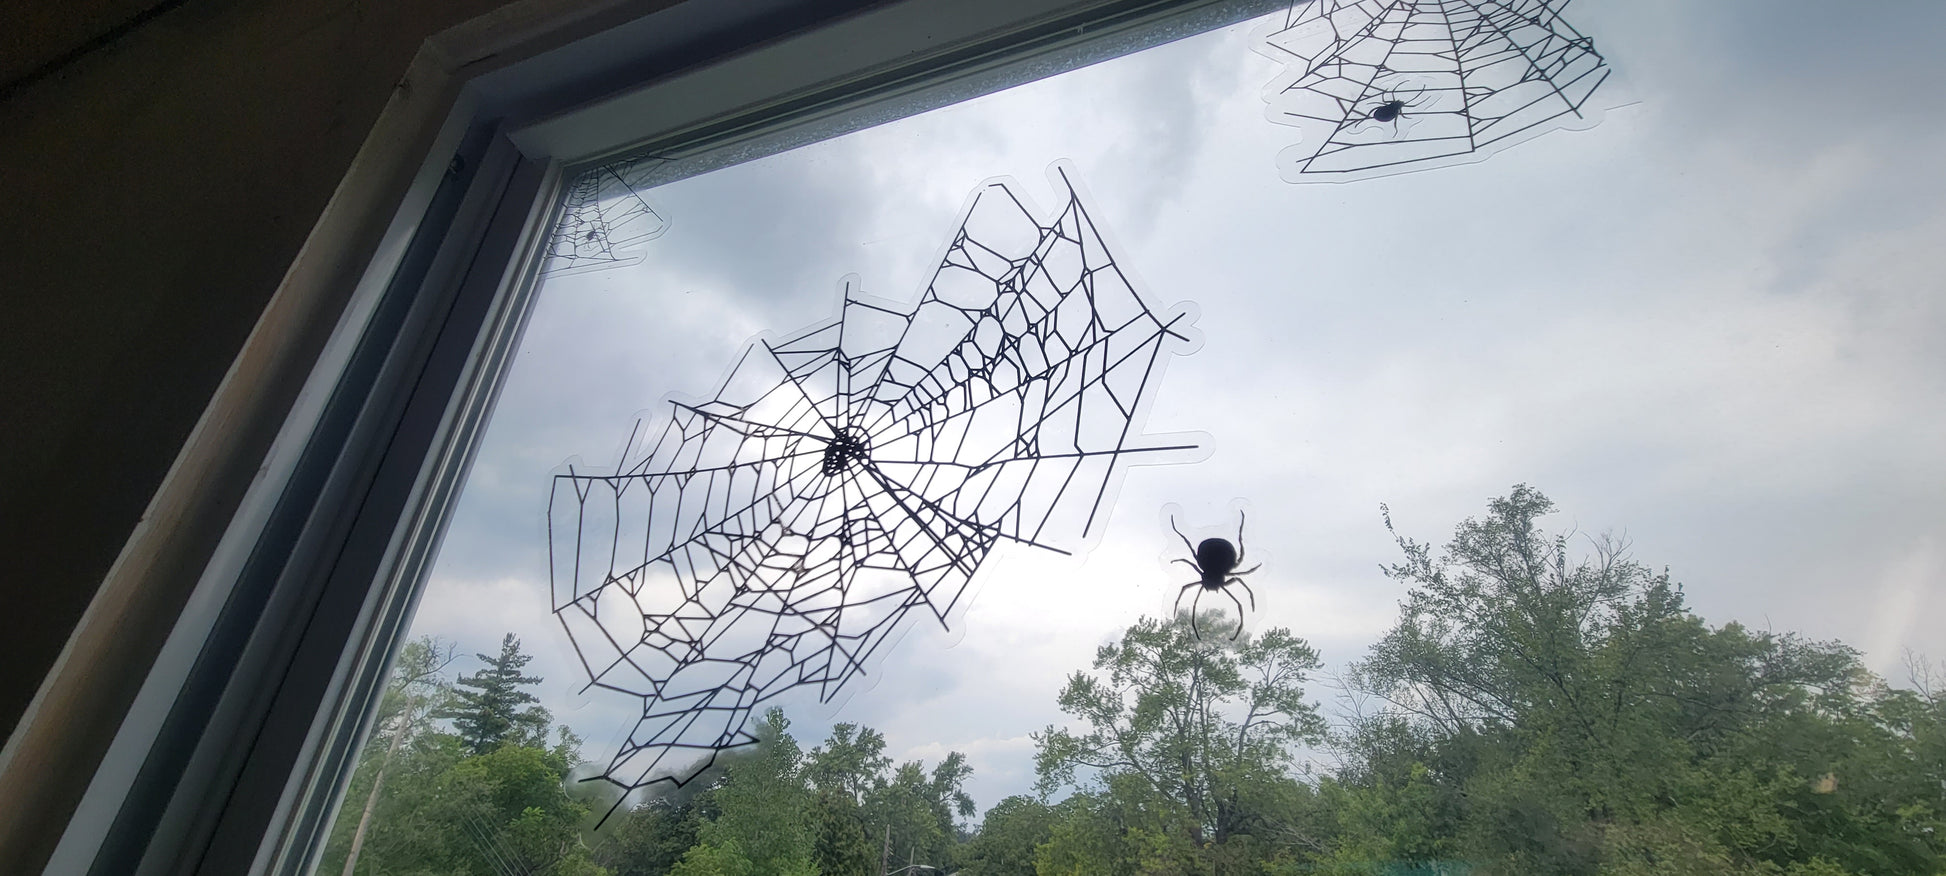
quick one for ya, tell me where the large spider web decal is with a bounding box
[1255,0,1610,182]
[549,166,1199,808]
[540,157,671,277]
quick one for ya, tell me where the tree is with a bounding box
[684,708,819,876]
[594,797,702,876]
[440,633,552,755]
[810,787,878,876]
[1336,486,1943,875]
[441,742,606,874]
[668,840,755,876]
[801,719,976,873]
[803,723,891,875]
[335,636,455,876]
[805,722,893,805]
[862,751,977,872]
[925,751,978,834]
[1035,610,1326,862]
[318,488,1946,875]
[962,795,1054,875]
[318,633,605,876]
[865,760,957,872]
[317,715,607,875]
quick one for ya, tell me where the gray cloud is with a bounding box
[403,1,1946,817]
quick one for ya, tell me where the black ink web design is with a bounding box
[1256,0,1610,181]
[549,167,1199,804]
[541,158,670,277]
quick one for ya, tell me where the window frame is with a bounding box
[27,0,1282,871]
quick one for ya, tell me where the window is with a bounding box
[36,2,1289,873]
[49,0,1946,873]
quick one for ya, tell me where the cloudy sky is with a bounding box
[404,0,1946,817]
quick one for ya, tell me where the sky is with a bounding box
[400,0,1946,819]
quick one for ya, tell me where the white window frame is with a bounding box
[19,1,1280,872]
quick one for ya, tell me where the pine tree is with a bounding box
[438,633,550,755]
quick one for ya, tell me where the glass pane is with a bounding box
[318,3,1946,875]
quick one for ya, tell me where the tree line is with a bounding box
[320,486,1946,875]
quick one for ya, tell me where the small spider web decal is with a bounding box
[548,164,1201,816]
[541,157,671,277]
[1254,0,1612,182]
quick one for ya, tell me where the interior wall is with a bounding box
[0,0,175,89]
[0,0,550,749]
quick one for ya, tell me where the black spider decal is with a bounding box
[1352,81,1428,133]
[1170,512,1262,641]
[1254,0,1613,181]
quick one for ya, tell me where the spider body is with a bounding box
[1171,513,1263,641]
[822,428,870,476]
[1354,83,1429,136]
[1190,537,1240,587]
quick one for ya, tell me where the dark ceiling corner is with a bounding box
[0,0,193,101]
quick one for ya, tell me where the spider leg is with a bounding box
[1172,558,1200,573]
[1223,586,1248,641]
[1170,515,1197,556]
[1175,582,1198,618]
[1190,585,1208,640]
[1235,563,1263,577]
[1235,511,1248,565]
[1230,576,1258,611]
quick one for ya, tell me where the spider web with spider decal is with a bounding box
[548,166,1199,811]
[1255,0,1610,182]
[540,158,671,277]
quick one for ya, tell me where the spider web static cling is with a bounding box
[549,165,1201,807]
[1254,0,1610,182]
[540,158,671,277]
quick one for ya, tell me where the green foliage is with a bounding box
[801,723,886,874]
[322,636,456,875]
[1014,486,1945,875]
[811,788,879,876]
[961,795,1054,875]
[593,798,701,876]
[1329,486,1946,876]
[791,717,978,872]
[439,633,552,756]
[695,709,821,874]
[865,756,976,872]
[1031,791,1137,875]
[325,491,1946,876]
[1034,608,1326,862]
[668,840,755,876]
[317,723,605,875]
[319,633,604,876]
[588,709,976,875]
[806,723,894,804]
[1030,783,1205,876]
[579,712,973,876]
